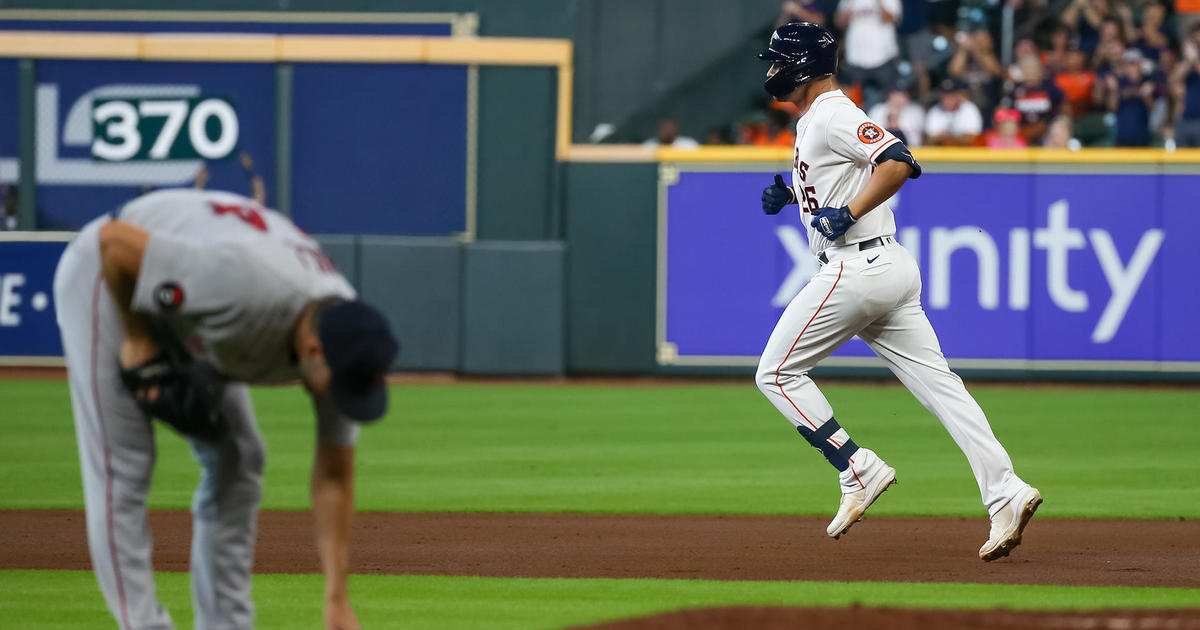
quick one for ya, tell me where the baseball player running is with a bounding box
[53,188,398,629]
[754,21,1041,561]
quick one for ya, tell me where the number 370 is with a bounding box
[92,98,238,162]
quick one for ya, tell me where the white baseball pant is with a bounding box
[755,238,1027,516]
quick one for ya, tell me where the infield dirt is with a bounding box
[569,606,1200,630]
[4,509,1199,588]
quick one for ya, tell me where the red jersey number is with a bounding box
[292,245,337,274]
[799,186,820,213]
[210,202,268,232]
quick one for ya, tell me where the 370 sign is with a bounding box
[91,97,238,162]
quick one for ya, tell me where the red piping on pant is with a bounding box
[771,262,863,489]
[91,273,131,630]
[773,261,843,429]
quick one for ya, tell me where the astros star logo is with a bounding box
[857,122,884,144]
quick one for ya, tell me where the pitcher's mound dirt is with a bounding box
[569,606,1200,630]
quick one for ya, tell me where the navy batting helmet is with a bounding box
[758,21,838,99]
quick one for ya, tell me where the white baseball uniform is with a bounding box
[53,189,357,630]
[754,90,1028,515]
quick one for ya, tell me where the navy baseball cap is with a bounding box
[317,300,399,422]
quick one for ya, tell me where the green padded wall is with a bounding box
[563,162,658,373]
[475,66,560,241]
[461,241,566,374]
[359,236,463,371]
[313,235,359,289]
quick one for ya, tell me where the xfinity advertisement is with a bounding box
[659,170,1196,369]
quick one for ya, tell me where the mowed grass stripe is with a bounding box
[2,381,1197,518]
[3,570,1200,630]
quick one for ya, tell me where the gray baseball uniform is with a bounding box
[53,188,356,630]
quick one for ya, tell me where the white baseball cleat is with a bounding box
[826,465,897,539]
[979,485,1042,562]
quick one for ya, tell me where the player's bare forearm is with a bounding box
[312,440,360,628]
[847,160,911,219]
[98,221,157,360]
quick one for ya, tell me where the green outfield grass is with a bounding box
[3,570,1199,630]
[2,380,1197,518]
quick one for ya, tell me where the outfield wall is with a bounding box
[5,152,1199,378]
[563,149,1200,379]
[1,27,1199,378]
[0,233,567,374]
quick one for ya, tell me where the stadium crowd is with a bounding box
[654,0,1200,150]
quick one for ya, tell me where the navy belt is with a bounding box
[817,236,887,265]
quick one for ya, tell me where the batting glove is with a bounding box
[810,205,856,240]
[761,174,796,215]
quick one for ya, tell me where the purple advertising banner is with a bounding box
[660,169,1197,369]
[0,237,69,360]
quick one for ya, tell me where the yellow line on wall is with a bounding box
[0,9,467,24]
[639,145,1200,165]
[0,30,570,65]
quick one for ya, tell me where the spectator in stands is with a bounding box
[1008,0,1054,45]
[925,78,985,145]
[924,24,962,92]
[955,0,992,33]
[1102,49,1157,145]
[985,108,1030,148]
[1094,37,1127,78]
[898,0,936,98]
[1013,37,1038,68]
[1044,115,1084,148]
[1,185,16,231]
[868,83,926,146]
[1114,1,1139,42]
[1171,24,1200,145]
[1133,1,1176,62]
[1010,37,1041,81]
[1007,55,1065,143]
[1055,43,1098,118]
[836,0,903,108]
[949,28,1004,113]
[704,125,734,145]
[642,119,700,150]
[1063,0,1112,54]
[1151,47,1176,140]
[1044,26,1073,74]
[1091,17,1129,68]
[743,107,798,147]
[778,0,826,26]
[1180,0,1200,38]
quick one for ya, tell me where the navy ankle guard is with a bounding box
[797,417,859,472]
